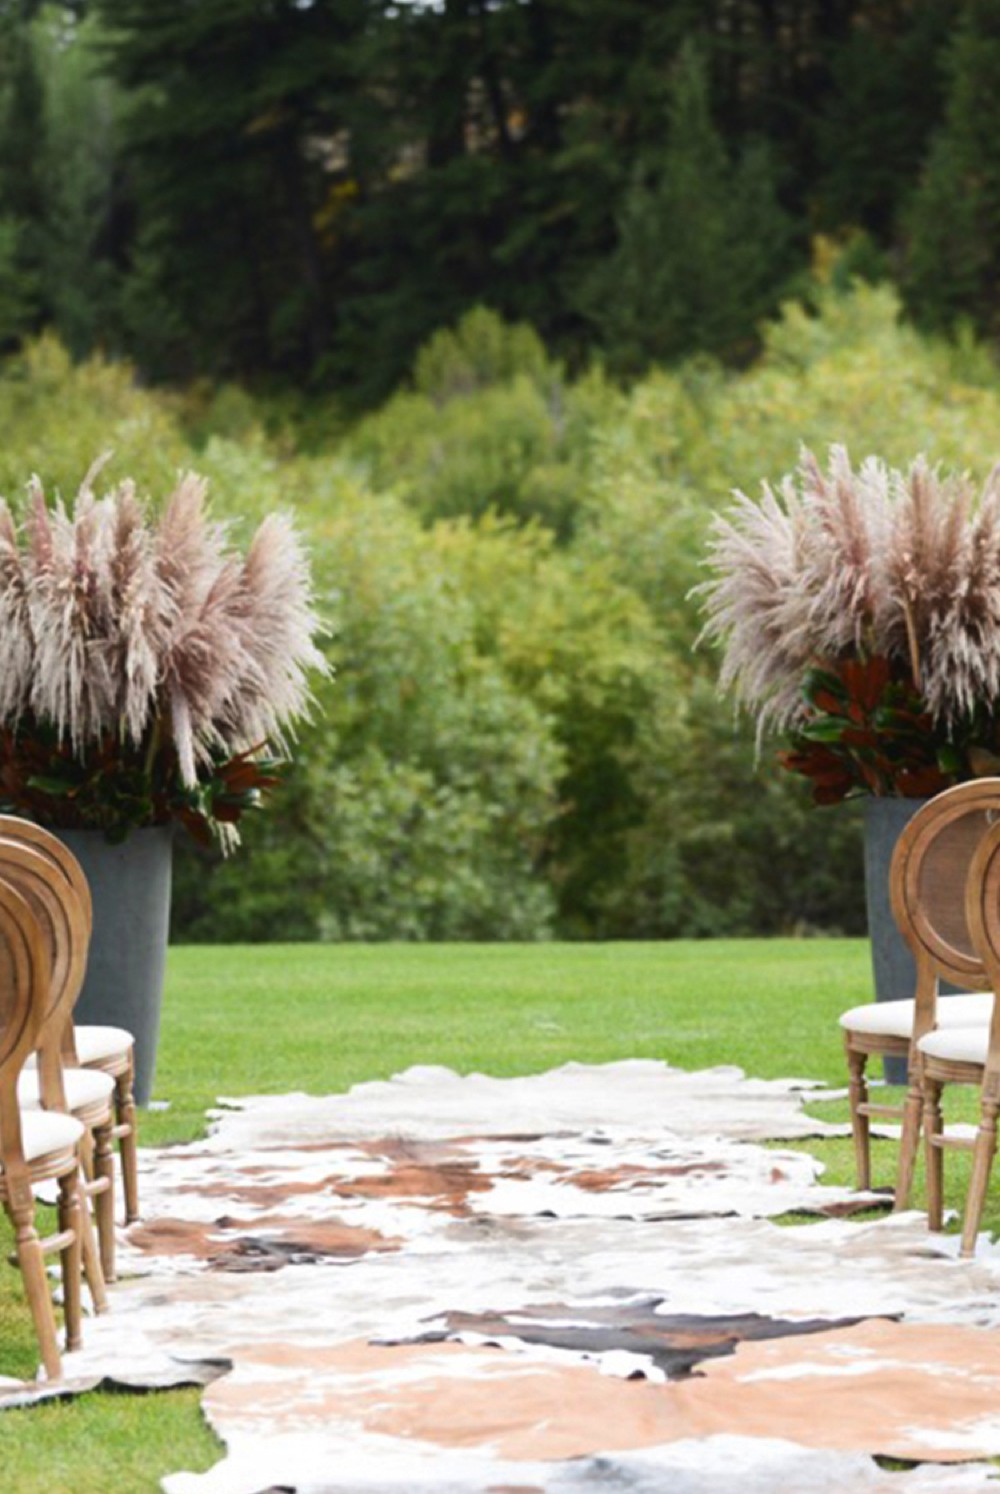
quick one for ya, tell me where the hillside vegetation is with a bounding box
[5,281,1000,941]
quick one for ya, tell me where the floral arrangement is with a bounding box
[698,445,1000,804]
[0,464,328,845]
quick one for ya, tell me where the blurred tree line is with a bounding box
[2,282,1000,941]
[0,0,994,402]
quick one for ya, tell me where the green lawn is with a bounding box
[0,938,989,1491]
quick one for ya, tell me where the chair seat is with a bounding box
[2,1109,85,1166]
[24,1024,133,1070]
[919,1025,991,1066]
[73,1025,133,1065]
[18,1066,115,1113]
[839,992,993,1039]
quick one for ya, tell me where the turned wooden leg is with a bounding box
[93,1121,116,1283]
[76,1174,108,1316]
[7,1193,61,1381]
[923,1073,946,1232]
[116,1063,140,1224]
[961,1094,1000,1258]
[846,1044,871,1191]
[895,1065,925,1211]
[56,1171,82,1353]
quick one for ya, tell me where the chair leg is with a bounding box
[93,1120,116,1283]
[56,1170,82,1353]
[116,1063,140,1224]
[846,1044,871,1191]
[76,1173,108,1316]
[7,1195,61,1381]
[923,1073,946,1231]
[895,1066,924,1211]
[961,1094,1000,1258]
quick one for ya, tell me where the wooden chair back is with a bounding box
[0,878,48,1173]
[890,780,1000,1036]
[0,841,87,1110]
[0,817,92,929]
[964,815,1000,1093]
[0,819,91,1067]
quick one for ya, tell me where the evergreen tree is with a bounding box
[95,0,372,380]
[903,0,1000,337]
[0,7,45,346]
[35,11,123,358]
[579,44,795,374]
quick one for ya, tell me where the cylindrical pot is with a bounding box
[863,797,927,1085]
[56,825,174,1106]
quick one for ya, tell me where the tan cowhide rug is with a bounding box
[5,1060,1000,1492]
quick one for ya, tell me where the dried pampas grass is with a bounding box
[699,445,1000,735]
[0,467,328,787]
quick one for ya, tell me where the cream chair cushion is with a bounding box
[839,992,993,1038]
[18,1066,115,1112]
[919,1025,991,1066]
[24,1023,133,1071]
[74,1024,133,1064]
[1,1109,86,1165]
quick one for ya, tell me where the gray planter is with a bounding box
[863,797,927,1085]
[56,825,174,1106]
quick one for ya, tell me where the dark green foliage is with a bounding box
[579,45,796,373]
[0,10,44,346]
[903,2,1000,337]
[0,0,978,392]
[11,285,1000,944]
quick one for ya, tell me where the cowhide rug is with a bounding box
[5,1060,1000,1492]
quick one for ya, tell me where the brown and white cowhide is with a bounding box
[5,1060,1000,1493]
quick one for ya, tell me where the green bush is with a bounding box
[9,281,1000,941]
[173,488,564,941]
[347,307,617,538]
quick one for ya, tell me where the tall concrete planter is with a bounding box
[863,797,926,1085]
[56,825,174,1106]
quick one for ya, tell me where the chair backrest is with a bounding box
[0,840,87,1109]
[891,779,1000,1036]
[0,819,91,1067]
[0,878,48,1171]
[0,816,92,929]
[964,816,1000,1087]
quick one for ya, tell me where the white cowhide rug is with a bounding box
[5,1060,1000,1493]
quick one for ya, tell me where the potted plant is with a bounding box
[0,464,328,1102]
[698,445,1000,1076]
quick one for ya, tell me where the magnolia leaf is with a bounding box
[26,774,78,797]
[802,667,848,710]
[798,718,848,743]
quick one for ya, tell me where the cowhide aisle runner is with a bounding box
[5,1060,1000,1492]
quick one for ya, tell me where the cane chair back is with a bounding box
[0,876,85,1379]
[891,783,1000,997]
[911,814,1000,1255]
[966,819,1000,1080]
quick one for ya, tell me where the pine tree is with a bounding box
[0,8,44,346]
[903,0,1000,337]
[579,43,795,374]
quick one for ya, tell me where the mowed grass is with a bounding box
[0,938,991,1491]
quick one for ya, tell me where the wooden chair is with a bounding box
[0,876,85,1381]
[0,817,140,1224]
[840,781,1000,1202]
[917,812,1000,1255]
[0,839,115,1296]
